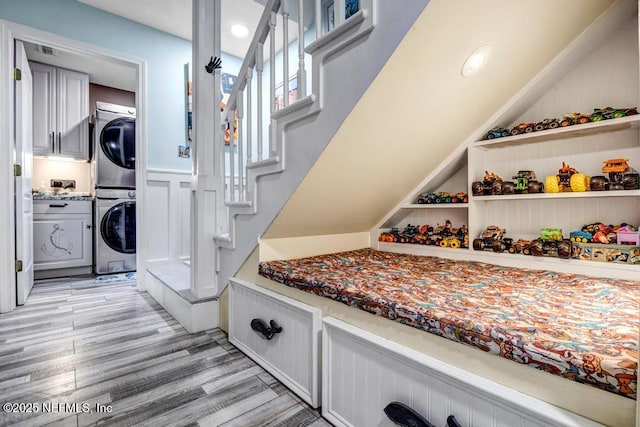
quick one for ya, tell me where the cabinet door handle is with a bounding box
[250,318,283,340]
[51,132,55,153]
[49,203,68,208]
[57,132,62,151]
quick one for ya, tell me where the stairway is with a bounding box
[212,0,429,298]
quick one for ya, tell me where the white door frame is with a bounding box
[0,19,148,313]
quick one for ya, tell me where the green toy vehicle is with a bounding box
[530,228,572,259]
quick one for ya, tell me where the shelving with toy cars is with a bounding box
[373,7,640,281]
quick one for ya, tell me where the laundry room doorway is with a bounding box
[0,20,147,313]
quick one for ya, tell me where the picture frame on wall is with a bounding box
[325,3,335,33]
[274,74,298,112]
[185,62,192,142]
[178,144,191,158]
[324,0,360,33]
[345,0,359,19]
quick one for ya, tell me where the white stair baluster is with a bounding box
[256,43,264,162]
[297,0,307,98]
[335,0,345,26]
[246,67,253,167]
[237,89,244,201]
[229,107,235,202]
[282,2,290,108]
[269,10,277,156]
[315,0,322,38]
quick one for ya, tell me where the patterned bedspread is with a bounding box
[258,248,639,399]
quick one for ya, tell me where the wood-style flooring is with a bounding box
[0,277,331,427]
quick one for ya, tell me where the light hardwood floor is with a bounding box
[0,277,331,427]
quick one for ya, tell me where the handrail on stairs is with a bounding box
[221,0,363,205]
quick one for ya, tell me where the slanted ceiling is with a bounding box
[264,0,614,239]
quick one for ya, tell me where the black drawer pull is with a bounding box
[49,203,68,208]
[250,318,283,340]
[384,402,461,427]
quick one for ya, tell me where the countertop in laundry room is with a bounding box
[32,192,94,201]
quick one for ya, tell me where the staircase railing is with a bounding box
[221,0,361,203]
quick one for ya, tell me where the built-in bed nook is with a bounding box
[228,242,638,427]
[226,2,640,426]
[258,248,638,400]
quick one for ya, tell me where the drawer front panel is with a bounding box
[228,278,321,408]
[34,200,92,214]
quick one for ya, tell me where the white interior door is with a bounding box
[15,40,34,305]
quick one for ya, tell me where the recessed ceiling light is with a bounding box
[231,24,249,38]
[461,45,491,77]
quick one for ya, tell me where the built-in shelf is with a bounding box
[473,190,640,201]
[402,204,469,209]
[473,115,640,149]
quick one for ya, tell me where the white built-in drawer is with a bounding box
[33,199,92,214]
[228,278,322,408]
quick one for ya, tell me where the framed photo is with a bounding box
[178,144,191,158]
[185,62,192,142]
[326,3,335,32]
[345,0,359,19]
[274,74,298,112]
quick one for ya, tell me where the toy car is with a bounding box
[534,118,560,131]
[416,192,437,204]
[590,107,637,122]
[570,230,592,243]
[507,239,533,255]
[472,225,506,251]
[472,171,503,196]
[546,162,580,193]
[510,170,542,194]
[603,158,630,174]
[617,226,640,246]
[440,236,461,249]
[560,113,590,127]
[509,122,535,136]
[603,158,632,190]
[485,127,510,140]
[590,175,609,191]
[529,229,572,259]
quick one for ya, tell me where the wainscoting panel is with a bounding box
[146,169,191,264]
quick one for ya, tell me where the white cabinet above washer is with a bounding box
[30,62,89,160]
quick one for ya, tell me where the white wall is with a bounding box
[33,158,91,193]
[145,169,191,263]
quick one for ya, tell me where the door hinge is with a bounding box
[13,164,22,177]
[15,260,23,273]
[13,68,21,81]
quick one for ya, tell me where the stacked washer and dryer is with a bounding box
[93,102,137,274]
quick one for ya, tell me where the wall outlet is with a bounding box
[50,179,76,189]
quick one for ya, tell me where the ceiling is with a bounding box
[77,0,267,59]
[23,41,137,92]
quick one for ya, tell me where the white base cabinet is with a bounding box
[33,200,93,275]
